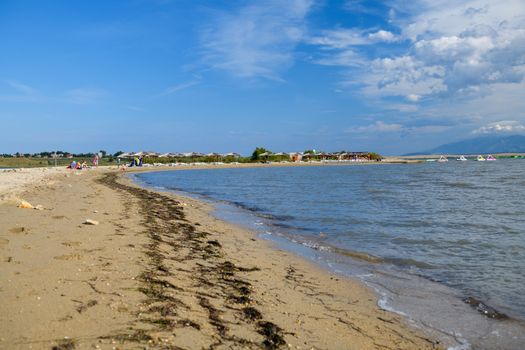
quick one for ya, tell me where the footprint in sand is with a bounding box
[52,215,66,220]
[0,238,10,248]
[9,227,28,234]
[54,253,83,261]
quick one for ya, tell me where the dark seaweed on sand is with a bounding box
[96,173,288,349]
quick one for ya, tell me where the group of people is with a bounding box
[128,156,143,167]
[67,154,99,170]
[67,160,88,170]
[66,154,144,170]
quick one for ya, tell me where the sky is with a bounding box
[0,0,524,155]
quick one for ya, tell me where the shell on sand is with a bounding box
[83,219,99,225]
[18,200,33,209]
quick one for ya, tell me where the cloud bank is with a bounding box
[201,0,314,80]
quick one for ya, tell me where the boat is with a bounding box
[457,155,468,161]
[486,154,496,161]
[438,155,449,162]
[477,155,486,161]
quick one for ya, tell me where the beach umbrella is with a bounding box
[117,152,134,158]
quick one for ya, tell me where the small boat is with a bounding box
[457,155,468,161]
[438,155,449,162]
[486,154,496,161]
[477,155,486,161]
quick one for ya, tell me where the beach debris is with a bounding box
[17,200,33,209]
[51,338,76,350]
[83,219,99,225]
[9,227,27,234]
[463,297,508,319]
[257,321,286,349]
[242,307,262,320]
[34,204,45,211]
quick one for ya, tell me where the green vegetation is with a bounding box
[367,152,382,161]
[0,148,389,168]
[251,147,271,161]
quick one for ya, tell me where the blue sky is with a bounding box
[1,0,524,155]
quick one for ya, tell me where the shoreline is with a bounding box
[0,168,441,349]
[130,166,525,350]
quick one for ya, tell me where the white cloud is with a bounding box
[308,0,525,131]
[309,29,369,48]
[473,120,525,134]
[65,88,107,104]
[0,80,43,102]
[158,81,199,97]
[359,55,447,100]
[201,0,314,80]
[315,49,364,67]
[6,80,39,95]
[406,94,421,102]
[387,0,525,99]
[346,119,454,134]
[386,103,419,112]
[368,30,398,42]
[347,121,404,133]
[309,28,398,49]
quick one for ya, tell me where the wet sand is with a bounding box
[0,168,440,349]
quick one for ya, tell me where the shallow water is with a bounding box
[134,160,525,349]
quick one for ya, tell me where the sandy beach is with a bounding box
[0,167,440,349]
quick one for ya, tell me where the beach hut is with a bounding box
[222,152,241,158]
[206,152,222,162]
[289,152,302,162]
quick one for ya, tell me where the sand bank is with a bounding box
[0,168,440,349]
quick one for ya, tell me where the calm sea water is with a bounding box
[134,160,525,349]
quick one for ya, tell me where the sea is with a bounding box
[132,159,525,350]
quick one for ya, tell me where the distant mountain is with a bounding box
[407,135,525,155]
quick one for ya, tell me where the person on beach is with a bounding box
[92,154,99,167]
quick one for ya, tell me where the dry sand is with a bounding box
[0,168,441,349]
[0,167,66,203]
